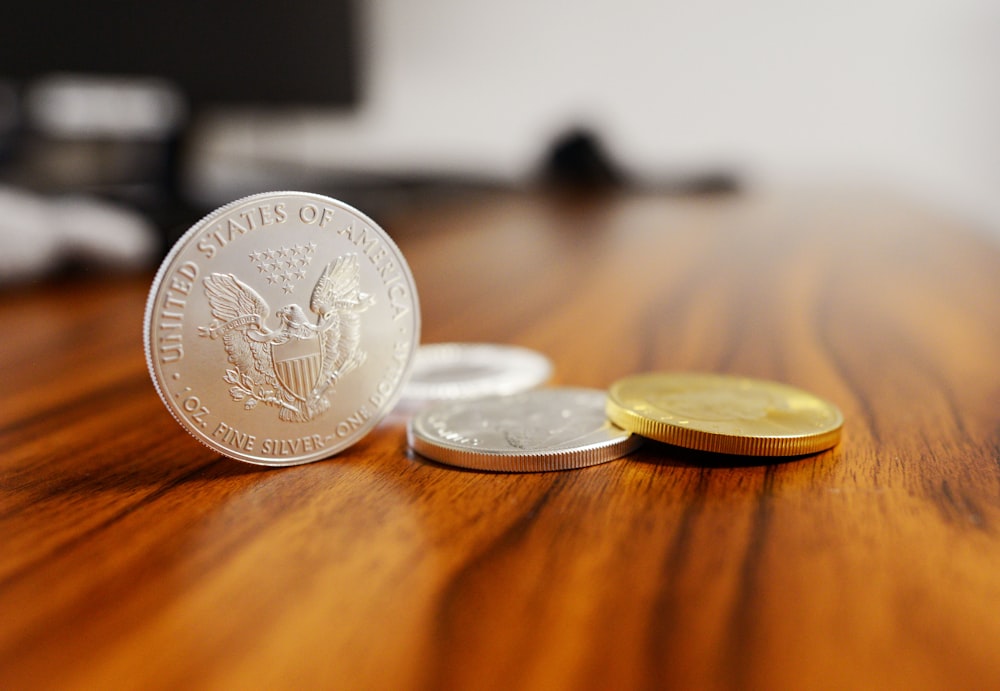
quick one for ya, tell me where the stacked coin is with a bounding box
[407,371,842,471]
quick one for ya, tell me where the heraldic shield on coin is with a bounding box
[144,192,420,466]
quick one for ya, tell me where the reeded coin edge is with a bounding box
[143,190,421,466]
[407,423,642,472]
[605,398,842,457]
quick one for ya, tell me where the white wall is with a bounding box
[196,0,1000,237]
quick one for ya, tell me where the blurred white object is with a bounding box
[0,186,157,284]
[26,74,186,140]
[0,186,60,283]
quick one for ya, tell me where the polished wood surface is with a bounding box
[2,189,999,690]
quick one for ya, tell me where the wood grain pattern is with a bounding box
[1,189,999,690]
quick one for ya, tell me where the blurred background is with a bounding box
[1,0,999,282]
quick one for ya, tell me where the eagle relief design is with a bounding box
[197,253,373,422]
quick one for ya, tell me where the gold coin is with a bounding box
[605,372,843,456]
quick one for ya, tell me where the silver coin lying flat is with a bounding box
[408,387,641,472]
[144,191,420,465]
[400,342,553,404]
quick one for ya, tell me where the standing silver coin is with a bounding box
[400,342,553,404]
[144,191,420,465]
[408,388,641,472]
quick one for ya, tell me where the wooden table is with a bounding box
[2,189,999,690]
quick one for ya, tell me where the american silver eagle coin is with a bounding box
[144,191,420,465]
[408,388,641,472]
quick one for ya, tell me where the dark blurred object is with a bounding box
[0,74,192,248]
[0,81,17,165]
[661,169,741,195]
[541,126,740,195]
[0,2,358,107]
[0,1,360,245]
[10,76,185,197]
[542,128,625,188]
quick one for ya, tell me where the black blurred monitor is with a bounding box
[0,1,359,107]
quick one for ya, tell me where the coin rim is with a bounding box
[605,372,843,456]
[143,190,420,466]
[401,342,553,402]
[408,387,642,472]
